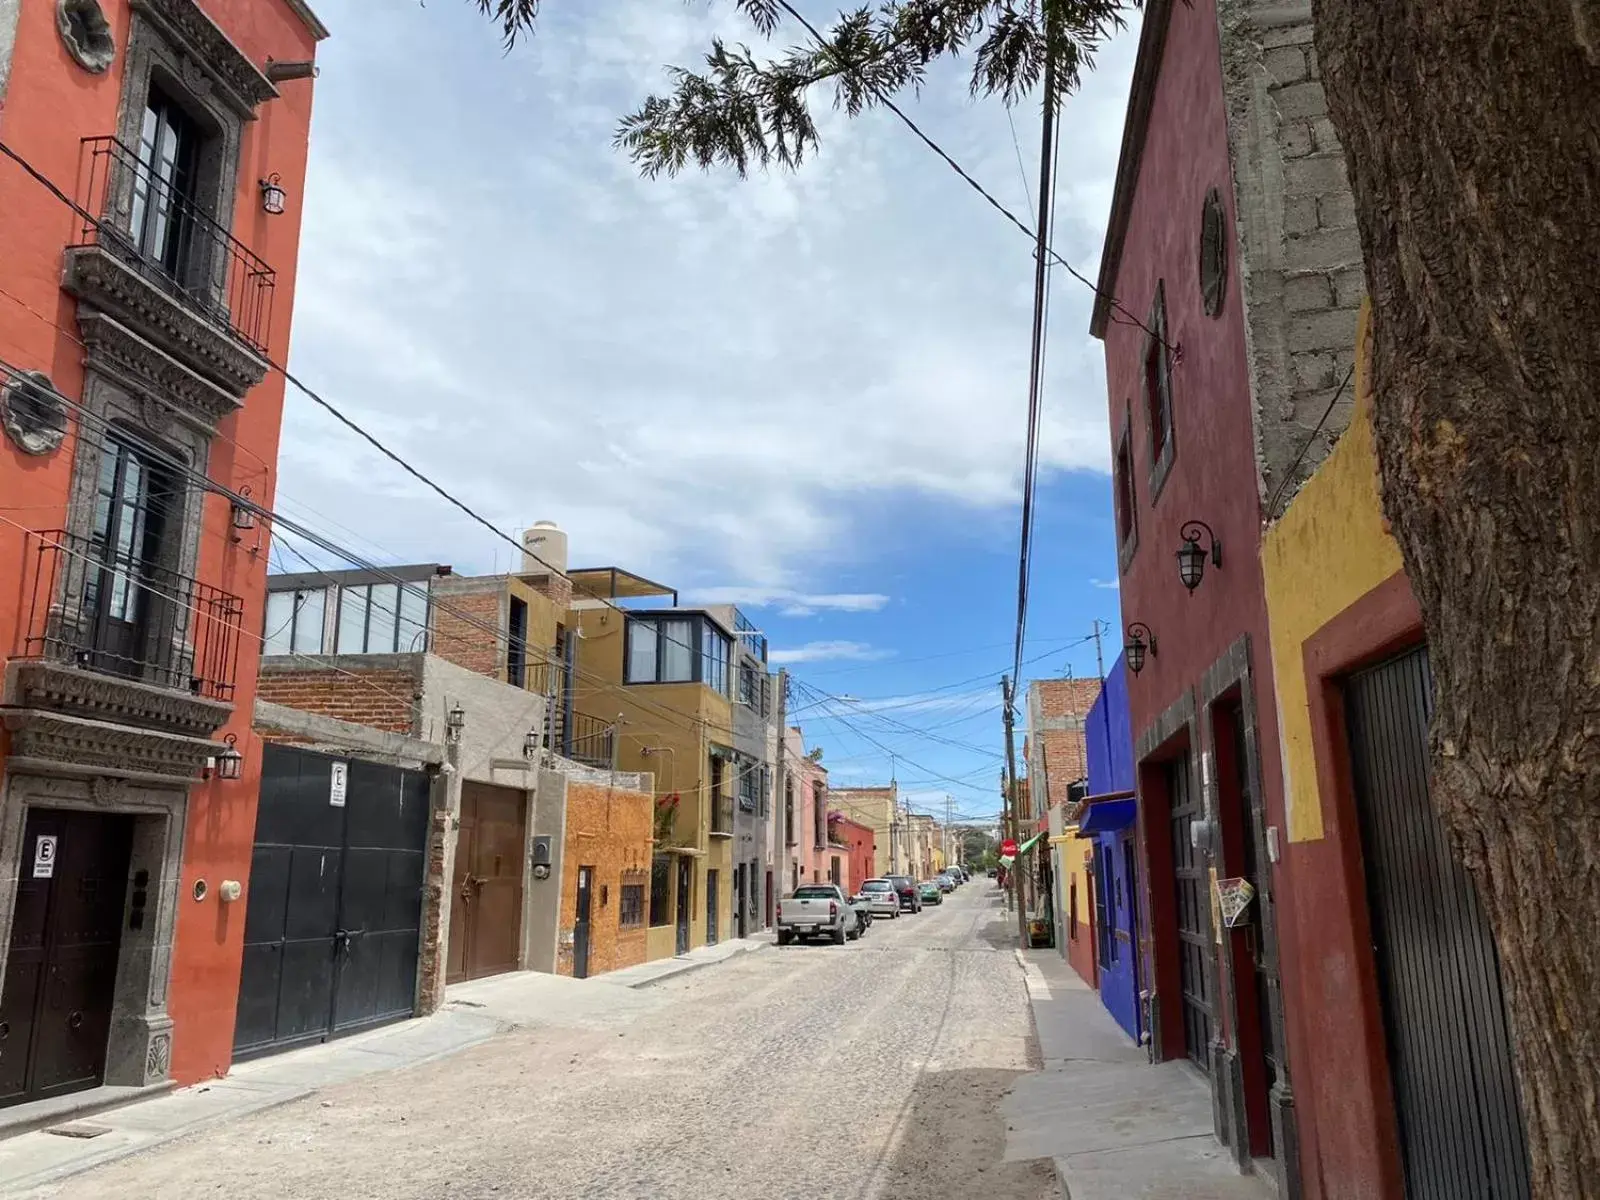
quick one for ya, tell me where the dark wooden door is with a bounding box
[1346,648,1531,1200]
[732,864,745,938]
[706,869,719,946]
[234,746,427,1060]
[572,866,593,980]
[447,785,525,984]
[1167,752,1213,1071]
[675,858,691,955]
[0,809,133,1108]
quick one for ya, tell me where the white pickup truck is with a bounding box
[776,884,861,945]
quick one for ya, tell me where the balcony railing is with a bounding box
[74,136,276,354]
[22,529,245,702]
[544,708,615,770]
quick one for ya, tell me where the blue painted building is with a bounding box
[1081,654,1142,1043]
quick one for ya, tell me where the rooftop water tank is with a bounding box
[522,521,568,575]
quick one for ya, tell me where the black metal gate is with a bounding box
[234,745,429,1060]
[1346,647,1531,1200]
[1167,751,1212,1070]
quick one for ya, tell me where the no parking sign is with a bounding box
[32,834,57,879]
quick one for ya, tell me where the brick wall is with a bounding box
[555,778,654,977]
[256,657,423,734]
[428,580,506,681]
[1026,678,1100,813]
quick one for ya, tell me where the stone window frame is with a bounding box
[1144,282,1177,502]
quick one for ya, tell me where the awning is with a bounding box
[1077,797,1137,836]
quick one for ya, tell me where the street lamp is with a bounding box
[523,728,540,759]
[230,485,256,535]
[1177,520,1222,593]
[445,702,465,743]
[1124,622,1157,675]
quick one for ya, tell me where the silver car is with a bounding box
[856,879,903,917]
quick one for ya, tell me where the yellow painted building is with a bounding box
[1261,300,1403,844]
[565,568,744,961]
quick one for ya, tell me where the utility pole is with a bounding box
[771,668,787,924]
[1001,674,1027,946]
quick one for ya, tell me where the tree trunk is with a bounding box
[1311,1,1600,1194]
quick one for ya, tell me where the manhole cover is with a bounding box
[46,1122,112,1139]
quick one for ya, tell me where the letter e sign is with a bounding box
[33,834,57,879]
[329,761,348,808]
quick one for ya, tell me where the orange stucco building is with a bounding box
[0,0,324,1102]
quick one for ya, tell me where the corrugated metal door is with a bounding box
[1346,647,1531,1200]
[1167,751,1212,1070]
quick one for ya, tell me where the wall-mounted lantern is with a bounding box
[445,702,466,743]
[1177,520,1222,593]
[523,728,540,760]
[216,733,243,781]
[259,173,287,216]
[1124,622,1157,675]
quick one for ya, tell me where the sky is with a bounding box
[275,0,1141,827]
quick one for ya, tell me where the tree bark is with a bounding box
[1312,1,1600,1194]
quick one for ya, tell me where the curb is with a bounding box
[626,940,767,990]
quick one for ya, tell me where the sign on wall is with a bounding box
[329,761,349,808]
[32,834,57,879]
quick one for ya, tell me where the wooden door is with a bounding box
[572,866,593,980]
[448,784,525,984]
[0,809,133,1107]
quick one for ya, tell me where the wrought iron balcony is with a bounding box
[22,528,244,703]
[72,135,276,356]
[544,708,615,770]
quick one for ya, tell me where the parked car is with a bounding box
[885,874,922,913]
[934,875,956,892]
[987,867,998,878]
[776,884,859,944]
[919,881,944,905]
[856,879,902,918]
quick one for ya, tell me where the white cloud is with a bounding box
[1089,578,1120,590]
[769,640,893,665]
[682,587,891,616]
[273,2,1140,583]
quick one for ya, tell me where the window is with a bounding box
[625,615,732,691]
[785,779,795,846]
[265,587,326,656]
[1114,417,1139,572]
[83,434,180,678]
[738,756,760,812]
[738,662,757,707]
[649,855,672,927]
[1144,283,1175,495]
[1070,880,1078,940]
[830,857,841,885]
[701,624,730,694]
[131,87,200,279]
[508,595,528,688]
[333,583,429,655]
[813,781,826,850]
[620,878,646,929]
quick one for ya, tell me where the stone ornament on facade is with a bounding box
[90,776,131,806]
[1,370,69,456]
[146,1031,171,1079]
[57,0,117,73]
[128,0,278,117]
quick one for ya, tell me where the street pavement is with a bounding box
[13,886,1059,1200]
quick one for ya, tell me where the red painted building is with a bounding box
[0,0,325,1103]
[827,812,876,894]
[1091,1,1363,1195]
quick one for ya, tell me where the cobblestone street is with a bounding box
[24,888,1057,1200]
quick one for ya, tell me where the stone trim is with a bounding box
[78,312,242,435]
[0,770,189,1090]
[127,0,277,119]
[253,698,444,767]
[3,708,219,783]
[281,0,330,41]
[1136,687,1195,763]
[64,247,268,398]
[8,661,233,738]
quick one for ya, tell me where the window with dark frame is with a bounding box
[335,582,428,654]
[507,595,528,688]
[619,877,646,928]
[1114,430,1137,552]
[812,781,826,850]
[264,587,326,657]
[785,778,795,846]
[648,855,672,927]
[1143,283,1175,493]
[131,87,201,281]
[625,614,731,691]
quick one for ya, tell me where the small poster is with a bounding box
[1215,876,1258,929]
[32,834,57,879]
[1209,866,1222,943]
[329,761,349,808]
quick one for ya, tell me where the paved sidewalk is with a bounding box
[0,938,766,1194]
[1002,948,1271,1200]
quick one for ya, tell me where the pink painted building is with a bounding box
[776,725,829,892]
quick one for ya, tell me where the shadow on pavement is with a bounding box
[871,1065,1061,1199]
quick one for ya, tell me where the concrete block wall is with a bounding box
[256,655,425,734]
[1218,0,1363,512]
[555,778,654,977]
